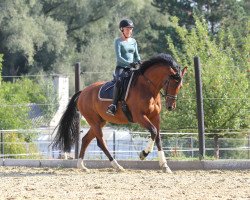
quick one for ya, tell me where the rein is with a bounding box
[141,73,180,99]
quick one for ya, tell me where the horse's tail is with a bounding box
[52,91,82,153]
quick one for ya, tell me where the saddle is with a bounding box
[98,69,135,122]
[98,70,134,101]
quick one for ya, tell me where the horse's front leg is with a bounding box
[138,114,172,173]
[155,133,172,173]
[138,115,157,160]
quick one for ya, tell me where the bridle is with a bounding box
[142,72,182,99]
[163,73,182,100]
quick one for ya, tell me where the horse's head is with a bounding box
[163,67,188,111]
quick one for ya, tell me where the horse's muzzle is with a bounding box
[166,100,176,111]
[167,106,174,111]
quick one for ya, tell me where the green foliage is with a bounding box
[0,0,171,82]
[152,0,194,27]
[0,77,56,129]
[3,132,40,159]
[30,74,59,123]
[205,135,249,159]
[152,0,248,33]
[0,54,2,82]
[161,16,249,133]
[0,74,56,158]
[0,0,67,75]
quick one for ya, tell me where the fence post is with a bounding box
[0,131,3,157]
[248,134,250,159]
[113,131,116,159]
[74,62,81,159]
[194,57,205,160]
[191,136,194,158]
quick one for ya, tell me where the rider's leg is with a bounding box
[106,68,123,116]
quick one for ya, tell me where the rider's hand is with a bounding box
[130,61,142,68]
[130,62,137,68]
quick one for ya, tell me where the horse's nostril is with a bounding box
[168,107,173,111]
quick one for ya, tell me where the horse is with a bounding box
[52,53,187,173]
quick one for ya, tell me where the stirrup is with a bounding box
[106,104,117,116]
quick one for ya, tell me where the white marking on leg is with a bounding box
[158,151,172,173]
[77,158,89,172]
[158,150,167,166]
[144,138,155,153]
[111,159,125,172]
[64,152,68,160]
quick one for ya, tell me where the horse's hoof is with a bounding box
[77,165,89,172]
[81,168,90,172]
[116,166,125,172]
[139,150,147,160]
[111,159,125,172]
[162,166,173,174]
[77,159,89,172]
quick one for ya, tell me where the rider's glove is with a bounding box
[129,62,137,68]
[130,61,142,68]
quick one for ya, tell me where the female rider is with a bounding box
[106,19,141,116]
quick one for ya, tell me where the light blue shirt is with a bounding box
[115,37,141,68]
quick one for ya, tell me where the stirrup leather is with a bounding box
[106,104,117,116]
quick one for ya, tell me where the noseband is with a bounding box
[163,73,182,100]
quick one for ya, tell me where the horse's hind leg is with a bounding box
[96,132,125,172]
[77,128,95,171]
[80,115,124,171]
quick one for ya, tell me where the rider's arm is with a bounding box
[133,40,141,62]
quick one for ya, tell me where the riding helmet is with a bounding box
[119,19,134,29]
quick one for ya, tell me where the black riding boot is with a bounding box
[106,82,120,116]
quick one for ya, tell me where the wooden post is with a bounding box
[194,57,205,160]
[113,131,116,159]
[0,131,3,157]
[74,63,81,159]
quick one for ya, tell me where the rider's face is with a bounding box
[122,27,133,38]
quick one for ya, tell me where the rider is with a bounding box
[106,19,141,116]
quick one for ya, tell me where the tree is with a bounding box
[152,0,248,34]
[0,54,2,82]
[152,0,194,27]
[0,78,49,129]
[161,16,249,158]
[0,0,67,77]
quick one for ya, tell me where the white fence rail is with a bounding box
[0,128,250,160]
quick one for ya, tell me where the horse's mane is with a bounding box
[132,53,180,85]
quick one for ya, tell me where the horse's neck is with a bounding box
[142,66,170,93]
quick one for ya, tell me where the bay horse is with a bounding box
[52,53,187,173]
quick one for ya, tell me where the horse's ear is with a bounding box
[181,66,188,77]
